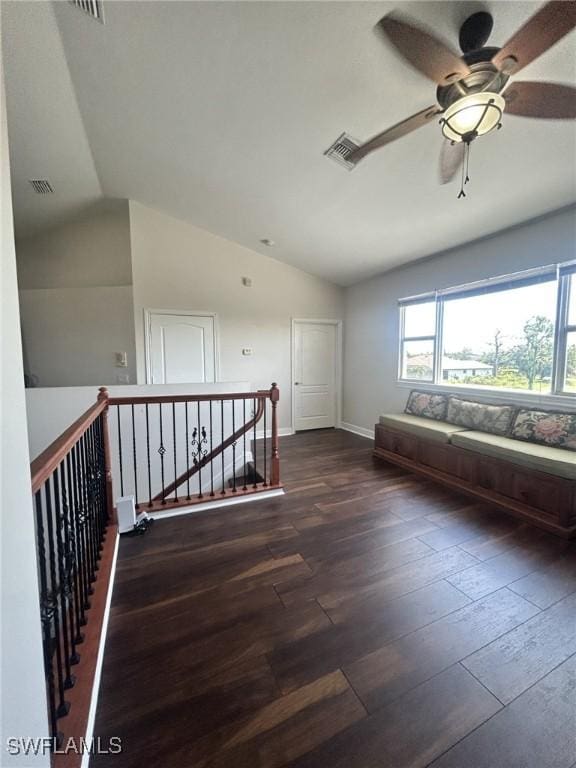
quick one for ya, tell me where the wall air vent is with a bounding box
[324,133,361,170]
[29,179,55,194]
[70,0,104,23]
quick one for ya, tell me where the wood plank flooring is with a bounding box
[92,429,576,768]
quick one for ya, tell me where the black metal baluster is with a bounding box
[131,404,139,509]
[159,403,166,504]
[197,401,203,499]
[80,433,97,581]
[185,402,191,500]
[209,400,214,496]
[35,489,59,743]
[95,414,108,543]
[232,400,237,493]
[116,406,124,497]
[263,397,268,486]
[253,397,258,488]
[242,399,247,491]
[62,457,82,657]
[72,444,91,614]
[52,466,75,691]
[221,399,225,495]
[44,478,69,719]
[67,451,86,632]
[172,402,178,503]
[96,415,109,529]
[145,404,152,507]
[88,423,102,555]
[78,438,94,598]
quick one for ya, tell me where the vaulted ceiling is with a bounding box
[2,1,575,285]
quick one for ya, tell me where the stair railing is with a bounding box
[104,383,281,513]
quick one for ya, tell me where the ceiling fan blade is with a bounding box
[379,15,470,85]
[348,106,440,164]
[504,81,576,119]
[439,141,465,184]
[492,1,576,75]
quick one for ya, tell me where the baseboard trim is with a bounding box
[340,422,374,440]
[148,488,285,520]
[83,529,119,768]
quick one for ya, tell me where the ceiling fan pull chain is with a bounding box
[465,142,471,185]
[458,150,466,199]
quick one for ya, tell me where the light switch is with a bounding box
[242,348,253,356]
[115,351,128,368]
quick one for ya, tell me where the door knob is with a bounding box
[294,382,300,385]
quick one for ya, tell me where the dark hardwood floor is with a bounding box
[92,429,576,768]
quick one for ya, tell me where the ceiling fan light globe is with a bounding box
[441,92,505,143]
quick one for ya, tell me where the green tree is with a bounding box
[512,316,554,390]
[446,347,476,361]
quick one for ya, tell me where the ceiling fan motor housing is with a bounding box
[436,59,509,110]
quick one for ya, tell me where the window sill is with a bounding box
[396,380,576,411]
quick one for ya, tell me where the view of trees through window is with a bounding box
[400,271,576,395]
[442,281,557,392]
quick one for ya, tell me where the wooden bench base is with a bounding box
[374,423,576,539]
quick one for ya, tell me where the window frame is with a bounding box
[397,264,576,400]
[398,297,438,383]
[554,271,576,395]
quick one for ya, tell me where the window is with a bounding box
[398,263,576,397]
[399,300,437,381]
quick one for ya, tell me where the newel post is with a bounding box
[98,387,116,524]
[270,383,280,486]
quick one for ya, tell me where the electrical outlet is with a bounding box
[242,348,253,356]
[116,373,130,384]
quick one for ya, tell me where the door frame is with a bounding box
[144,308,221,384]
[291,318,343,434]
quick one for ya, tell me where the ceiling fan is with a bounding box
[345,1,576,197]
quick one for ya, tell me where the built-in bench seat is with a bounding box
[451,430,576,481]
[374,391,576,538]
[378,414,468,443]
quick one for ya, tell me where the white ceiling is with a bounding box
[2,1,575,285]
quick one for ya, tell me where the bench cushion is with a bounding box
[451,430,576,481]
[379,414,468,444]
[446,396,516,436]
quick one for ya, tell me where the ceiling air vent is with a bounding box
[324,133,361,170]
[70,0,104,23]
[29,179,55,194]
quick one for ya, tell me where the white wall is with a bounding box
[343,207,576,434]
[129,201,344,429]
[0,50,50,766]
[16,200,137,386]
[19,286,135,387]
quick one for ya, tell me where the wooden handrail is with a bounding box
[31,399,107,493]
[109,391,268,406]
[152,394,267,501]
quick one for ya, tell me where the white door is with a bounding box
[147,312,216,384]
[293,321,338,431]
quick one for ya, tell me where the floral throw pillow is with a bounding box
[446,397,515,436]
[405,391,448,421]
[511,409,576,451]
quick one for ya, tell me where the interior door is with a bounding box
[293,321,337,431]
[148,312,216,384]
